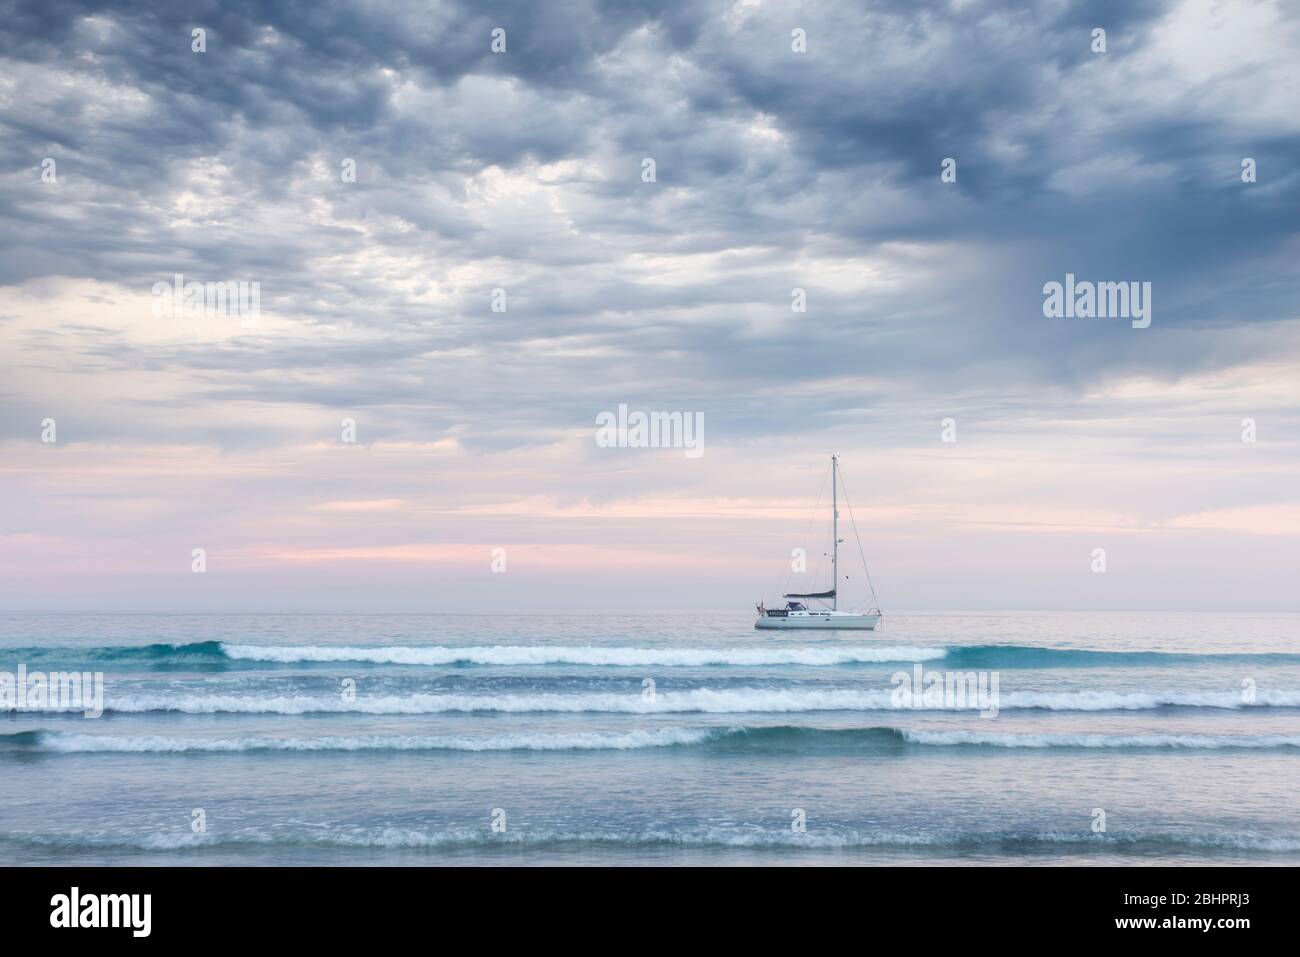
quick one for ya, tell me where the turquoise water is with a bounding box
[1,611,1297,866]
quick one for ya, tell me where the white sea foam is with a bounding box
[15,725,1300,753]
[41,686,1300,716]
[24,727,717,753]
[1001,689,1300,711]
[219,643,946,666]
[900,730,1300,749]
[93,688,898,715]
[8,826,1300,853]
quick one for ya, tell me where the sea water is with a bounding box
[1,611,1297,866]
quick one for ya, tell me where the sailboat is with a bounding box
[755,455,882,630]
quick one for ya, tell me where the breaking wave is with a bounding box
[0,727,717,753]
[23,686,1294,715]
[221,643,947,666]
[6,724,1298,754]
[7,826,1299,854]
[10,640,1298,670]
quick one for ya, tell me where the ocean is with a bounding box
[1,611,1297,866]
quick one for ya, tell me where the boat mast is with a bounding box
[831,454,838,611]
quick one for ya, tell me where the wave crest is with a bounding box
[25,686,1295,716]
[7,724,1298,754]
[7,826,1298,854]
[220,643,947,666]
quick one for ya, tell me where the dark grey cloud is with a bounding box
[1,0,1298,450]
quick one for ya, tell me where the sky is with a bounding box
[0,0,1298,612]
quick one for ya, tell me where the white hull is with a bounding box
[755,612,880,631]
